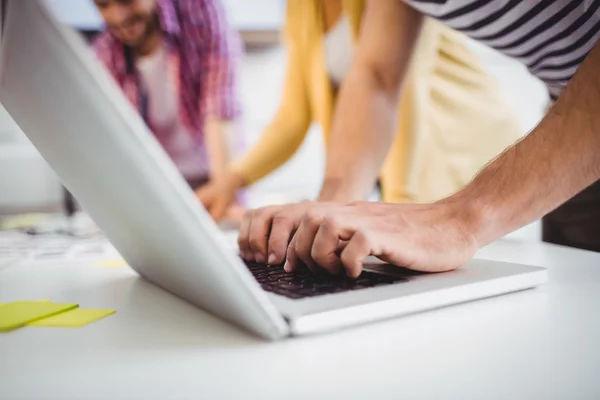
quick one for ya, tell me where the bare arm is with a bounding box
[454,39,600,246]
[280,38,600,277]
[318,0,423,201]
[196,9,312,221]
[205,119,237,179]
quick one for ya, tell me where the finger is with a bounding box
[248,207,279,263]
[294,207,328,272]
[237,210,253,259]
[195,186,212,205]
[311,215,354,275]
[266,212,298,265]
[340,230,374,279]
[210,199,229,222]
[283,233,299,273]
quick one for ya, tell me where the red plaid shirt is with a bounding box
[93,0,242,145]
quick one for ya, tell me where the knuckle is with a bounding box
[248,235,261,247]
[354,230,371,246]
[348,200,366,207]
[254,205,278,219]
[245,209,258,221]
[340,249,352,264]
[268,237,287,254]
[287,241,299,261]
[248,235,264,250]
[272,211,292,226]
[293,242,310,263]
[310,248,330,268]
[322,215,339,231]
[292,236,303,253]
[298,200,314,208]
[253,208,270,220]
[305,208,324,225]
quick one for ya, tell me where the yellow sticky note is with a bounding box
[29,308,115,327]
[0,298,51,307]
[95,259,128,268]
[0,301,78,332]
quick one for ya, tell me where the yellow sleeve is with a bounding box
[229,23,312,185]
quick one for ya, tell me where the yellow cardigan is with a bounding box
[230,0,523,203]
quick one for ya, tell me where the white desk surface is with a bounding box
[1,238,599,400]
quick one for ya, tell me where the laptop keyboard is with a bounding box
[245,261,407,300]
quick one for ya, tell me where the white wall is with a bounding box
[43,0,286,31]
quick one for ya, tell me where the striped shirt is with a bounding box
[404,0,600,100]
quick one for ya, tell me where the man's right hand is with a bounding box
[238,201,338,265]
[238,198,483,276]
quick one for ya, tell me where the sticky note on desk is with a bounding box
[95,259,128,268]
[29,308,115,327]
[0,301,78,332]
[0,298,51,307]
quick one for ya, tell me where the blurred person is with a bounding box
[197,0,523,221]
[92,0,245,221]
[239,0,600,276]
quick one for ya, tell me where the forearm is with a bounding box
[205,119,237,179]
[318,0,423,202]
[318,68,400,202]
[453,41,600,246]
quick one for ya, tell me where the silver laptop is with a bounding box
[0,0,547,340]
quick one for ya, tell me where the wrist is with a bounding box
[223,168,247,190]
[438,189,502,248]
[318,177,364,202]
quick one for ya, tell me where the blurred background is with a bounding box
[0,0,548,240]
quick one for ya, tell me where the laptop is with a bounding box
[0,0,547,340]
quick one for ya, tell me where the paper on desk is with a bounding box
[29,308,115,327]
[0,229,123,265]
[0,301,78,332]
[94,259,128,268]
[0,213,52,230]
[1,225,237,271]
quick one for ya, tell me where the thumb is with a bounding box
[209,198,229,222]
[196,186,214,206]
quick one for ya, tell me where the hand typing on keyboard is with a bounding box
[238,200,478,278]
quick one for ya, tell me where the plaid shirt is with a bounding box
[93,0,242,146]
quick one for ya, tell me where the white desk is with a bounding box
[1,239,599,399]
